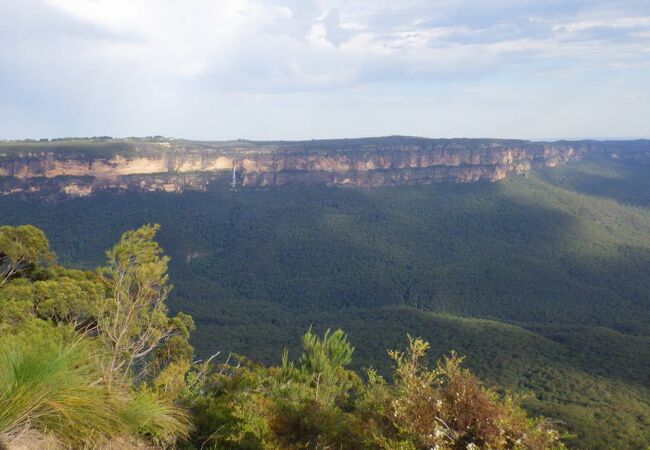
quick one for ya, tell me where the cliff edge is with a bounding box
[0,136,646,197]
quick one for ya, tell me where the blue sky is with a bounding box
[1,0,649,140]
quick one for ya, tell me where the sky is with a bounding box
[0,0,649,141]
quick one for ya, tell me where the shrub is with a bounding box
[0,338,124,447]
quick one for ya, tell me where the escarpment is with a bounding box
[234,142,578,187]
[0,137,645,197]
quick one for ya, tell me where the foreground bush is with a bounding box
[0,336,191,449]
[0,224,193,449]
[358,337,564,450]
[187,331,565,450]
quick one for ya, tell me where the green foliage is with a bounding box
[299,328,354,372]
[0,280,34,333]
[0,224,194,448]
[32,274,104,326]
[290,328,357,406]
[0,225,54,286]
[187,331,564,450]
[0,140,138,157]
[185,331,362,449]
[98,224,180,386]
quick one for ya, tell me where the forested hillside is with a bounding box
[1,156,648,448]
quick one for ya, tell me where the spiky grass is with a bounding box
[0,339,125,446]
[121,389,193,446]
[0,336,193,448]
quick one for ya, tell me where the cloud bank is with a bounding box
[0,0,649,139]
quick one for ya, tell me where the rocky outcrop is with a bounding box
[0,136,643,197]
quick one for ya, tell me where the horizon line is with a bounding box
[2,134,650,144]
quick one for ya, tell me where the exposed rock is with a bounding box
[0,137,646,197]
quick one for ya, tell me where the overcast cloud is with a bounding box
[0,0,649,140]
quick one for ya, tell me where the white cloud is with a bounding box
[0,0,649,139]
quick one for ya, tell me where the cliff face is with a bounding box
[0,137,625,197]
[235,143,578,187]
[0,172,229,197]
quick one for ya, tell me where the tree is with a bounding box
[97,224,192,388]
[0,225,193,448]
[0,225,53,287]
[32,274,104,329]
[297,328,355,404]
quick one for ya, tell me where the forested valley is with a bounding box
[1,156,649,449]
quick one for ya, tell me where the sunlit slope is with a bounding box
[538,155,650,207]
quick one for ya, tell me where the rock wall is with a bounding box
[0,172,229,198]
[235,143,579,187]
[0,138,592,197]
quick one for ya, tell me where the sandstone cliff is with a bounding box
[0,136,643,197]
